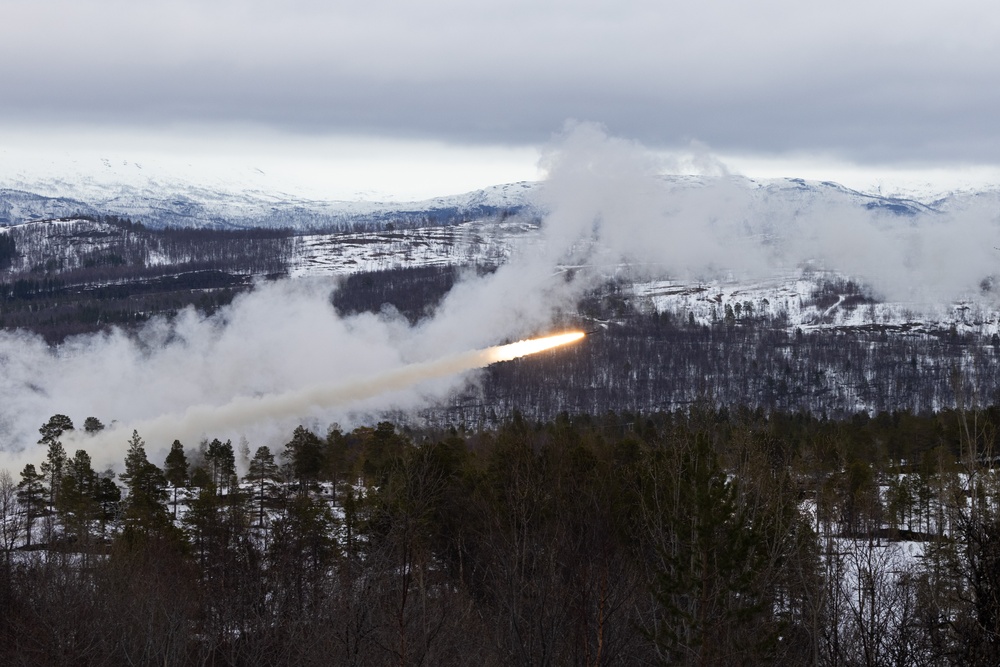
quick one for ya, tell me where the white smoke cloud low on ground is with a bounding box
[2,122,999,473]
[534,123,1000,305]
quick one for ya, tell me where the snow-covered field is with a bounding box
[289,219,538,278]
[632,274,1000,337]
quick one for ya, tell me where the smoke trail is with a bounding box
[36,332,584,471]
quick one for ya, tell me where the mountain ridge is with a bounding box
[3,168,994,230]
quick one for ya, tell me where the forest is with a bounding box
[0,216,294,341]
[3,406,1000,665]
[334,270,1000,423]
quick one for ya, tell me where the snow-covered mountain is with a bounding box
[4,153,995,230]
[0,180,538,230]
[0,143,539,228]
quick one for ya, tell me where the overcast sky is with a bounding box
[3,0,1000,196]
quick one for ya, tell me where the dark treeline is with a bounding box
[5,216,295,277]
[0,216,295,341]
[5,407,1000,665]
[327,266,1000,421]
[0,216,502,341]
[0,269,248,342]
[0,233,14,270]
[455,313,1000,421]
[332,264,496,324]
[429,289,1000,424]
[258,204,523,234]
[4,250,998,413]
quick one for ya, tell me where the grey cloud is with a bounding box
[3,1,1000,164]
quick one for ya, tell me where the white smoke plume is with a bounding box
[59,332,584,471]
[2,121,999,473]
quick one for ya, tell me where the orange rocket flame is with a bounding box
[485,331,586,363]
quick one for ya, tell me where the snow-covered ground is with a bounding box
[289,219,538,277]
[632,274,1000,337]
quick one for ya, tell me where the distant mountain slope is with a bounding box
[4,164,989,230]
[0,180,540,230]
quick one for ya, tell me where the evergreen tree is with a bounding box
[205,438,236,494]
[38,414,74,445]
[245,445,280,527]
[283,426,324,492]
[83,417,105,433]
[183,477,254,598]
[164,440,189,519]
[16,464,45,547]
[56,449,98,544]
[643,434,780,664]
[120,430,147,488]
[183,485,223,572]
[119,430,170,536]
[269,493,338,611]
[38,414,73,509]
[64,449,97,496]
[94,470,121,540]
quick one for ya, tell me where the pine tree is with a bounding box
[644,434,778,663]
[183,477,252,586]
[38,414,74,445]
[269,492,338,611]
[56,449,98,543]
[16,464,46,547]
[205,438,236,494]
[83,416,105,433]
[119,430,170,536]
[93,470,121,542]
[245,446,280,527]
[283,426,324,492]
[121,430,147,487]
[183,485,223,571]
[164,440,189,519]
[38,414,73,509]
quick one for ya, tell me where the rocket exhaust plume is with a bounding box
[69,331,586,467]
[484,331,586,362]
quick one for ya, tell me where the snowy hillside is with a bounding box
[289,220,536,278]
[0,144,542,232]
[0,181,538,230]
[0,146,542,227]
[4,153,997,230]
[631,274,1000,338]
[5,212,1000,339]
